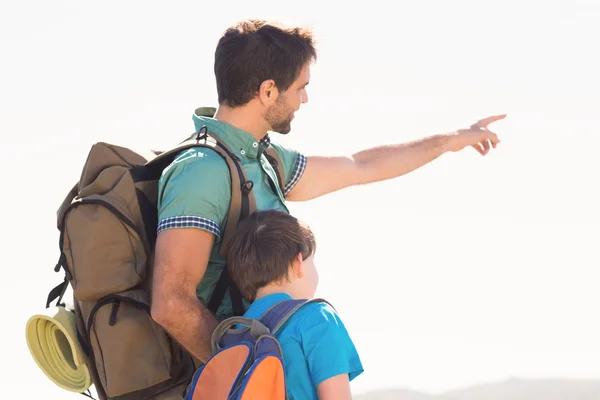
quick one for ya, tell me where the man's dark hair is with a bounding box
[214,20,317,107]
[227,209,316,302]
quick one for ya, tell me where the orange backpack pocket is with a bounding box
[238,354,285,400]
[187,342,252,400]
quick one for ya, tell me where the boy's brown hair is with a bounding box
[226,209,316,302]
[214,19,317,107]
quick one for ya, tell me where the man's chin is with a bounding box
[271,124,292,135]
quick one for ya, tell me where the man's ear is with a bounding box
[290,252,304,279]
[258,79,279,106]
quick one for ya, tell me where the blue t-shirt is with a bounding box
[243,293,364,399]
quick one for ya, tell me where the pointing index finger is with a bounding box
[478,114,507,128]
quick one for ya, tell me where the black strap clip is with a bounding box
[196,125,209,142]
[259,134,271,147]
[241,180,254,194]
[54,253,72,280]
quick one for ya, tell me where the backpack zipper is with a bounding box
[63,198,140,236]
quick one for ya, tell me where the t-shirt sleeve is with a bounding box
[156,148,231,239]
[299,302,364,388]
[268,142,307,197]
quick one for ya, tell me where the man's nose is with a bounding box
[301,90,308,104]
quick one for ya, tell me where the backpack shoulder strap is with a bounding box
[144,129,257,257]
[136,127,255,317]
[263,147,286,196]
[195,132,253,316]
[197,106,285,196]
[209,298,332,353]
[259,297,333,335]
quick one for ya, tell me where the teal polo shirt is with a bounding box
[156,112,307,318]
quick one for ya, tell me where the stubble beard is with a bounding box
[265,96,294,135]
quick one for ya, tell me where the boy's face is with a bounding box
[300,253,319,298]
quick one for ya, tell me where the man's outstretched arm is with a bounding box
[286,114,505,202]
[151,228,218,363]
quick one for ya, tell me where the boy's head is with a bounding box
[227,209,318,302]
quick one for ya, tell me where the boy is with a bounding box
[226,209,364,400]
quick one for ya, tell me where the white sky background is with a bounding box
[1,0,599,397]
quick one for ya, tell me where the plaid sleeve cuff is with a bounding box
[284,153,307,196]
[157,216,220,237]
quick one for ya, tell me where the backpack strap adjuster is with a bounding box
[195,125,209,142]
[241,181,254,194]
[54,253,72,281]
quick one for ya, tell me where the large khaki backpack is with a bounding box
[45,120,286,399]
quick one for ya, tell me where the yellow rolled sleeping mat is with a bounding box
[25,306,92,393]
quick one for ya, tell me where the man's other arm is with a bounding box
[151,228,218,363]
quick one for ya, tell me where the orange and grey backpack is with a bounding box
[185,298,329,400]
[44,108,288,399]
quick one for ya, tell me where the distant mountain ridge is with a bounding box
[355,378,600,400]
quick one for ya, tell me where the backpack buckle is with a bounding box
[259,134,271,147]
[195,125,209,142]
[241,181,254,194]
[54,253,72,280]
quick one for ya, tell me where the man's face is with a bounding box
[265,63,311,134]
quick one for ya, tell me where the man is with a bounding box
[150,19,504,363]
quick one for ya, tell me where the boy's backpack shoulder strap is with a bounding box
[210,298,333,353]
[259,298,333,334]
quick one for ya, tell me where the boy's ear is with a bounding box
[290,252,304,279]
